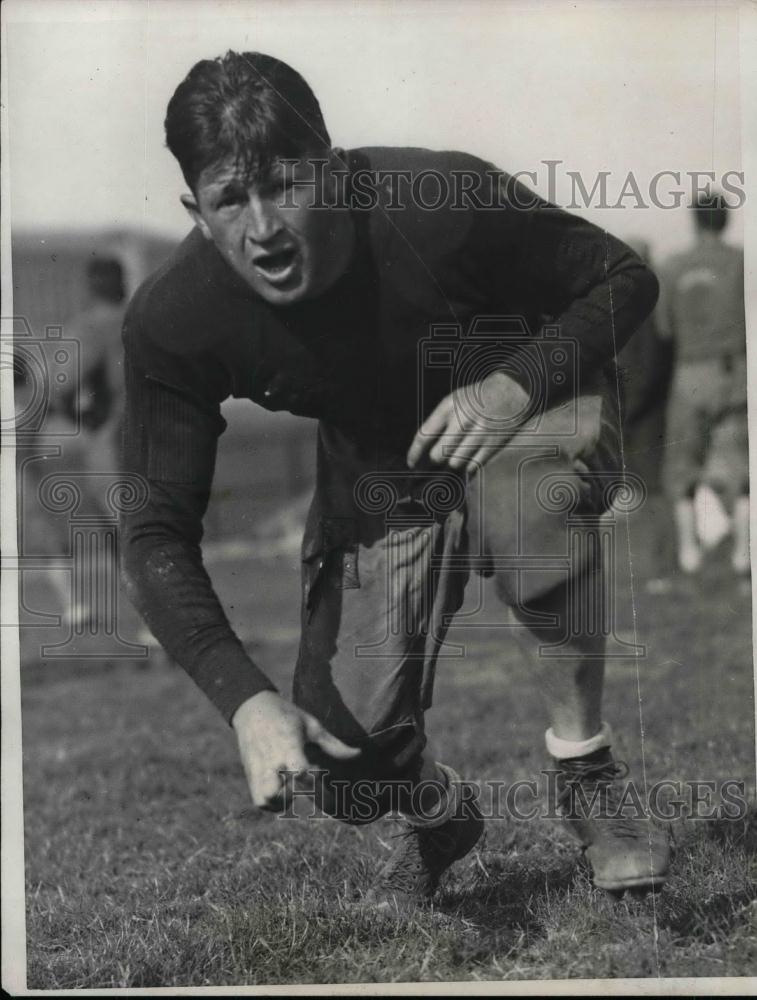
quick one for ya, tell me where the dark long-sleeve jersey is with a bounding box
[121,147,659,723]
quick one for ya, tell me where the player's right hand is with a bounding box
[231,690,361,811]
[406,370,532,475]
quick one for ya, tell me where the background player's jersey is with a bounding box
[658,241,745,362]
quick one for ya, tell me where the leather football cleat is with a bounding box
[365,769,484,911]
[553,748,671,893]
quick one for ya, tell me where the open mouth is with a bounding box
[253,247,299,284]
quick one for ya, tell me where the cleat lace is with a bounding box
[557,758,651,838]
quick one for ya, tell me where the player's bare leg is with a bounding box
[511,561,671,895]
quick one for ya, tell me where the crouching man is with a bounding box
[121,51,670,910]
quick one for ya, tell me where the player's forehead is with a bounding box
[195,152,317,195]
[195,155,269,192]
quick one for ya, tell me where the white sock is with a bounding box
[545,722,612,760]
[403,762,460,829]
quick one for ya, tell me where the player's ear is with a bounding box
[180,193,212,240]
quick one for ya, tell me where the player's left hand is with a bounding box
[407,371,531,474]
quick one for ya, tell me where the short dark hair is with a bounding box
[86,257,125,303]
[691,189,729,234]
[164,51,332,190]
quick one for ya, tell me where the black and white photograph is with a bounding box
[2,0,756,993]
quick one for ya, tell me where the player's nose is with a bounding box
[244,192,284,245]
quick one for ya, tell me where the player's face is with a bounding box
[182,152,353,305]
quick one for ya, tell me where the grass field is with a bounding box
[18,510,757,989]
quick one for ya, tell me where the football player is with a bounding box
[657,191,748,577]
[121,52,670,908]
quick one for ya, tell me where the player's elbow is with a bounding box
[120,510,202,607]
[119,514,169,609]
[119,519,147,610]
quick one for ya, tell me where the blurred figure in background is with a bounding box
[63,257,128,472]
[17,257,128,628]
[657,191,749,578]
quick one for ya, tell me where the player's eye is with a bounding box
[216,190,247,210]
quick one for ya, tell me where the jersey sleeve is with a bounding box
[470,170,660,403]
[120,309,277,724]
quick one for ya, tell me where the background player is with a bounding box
[657,191,749,577]
[16,257,127,628]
